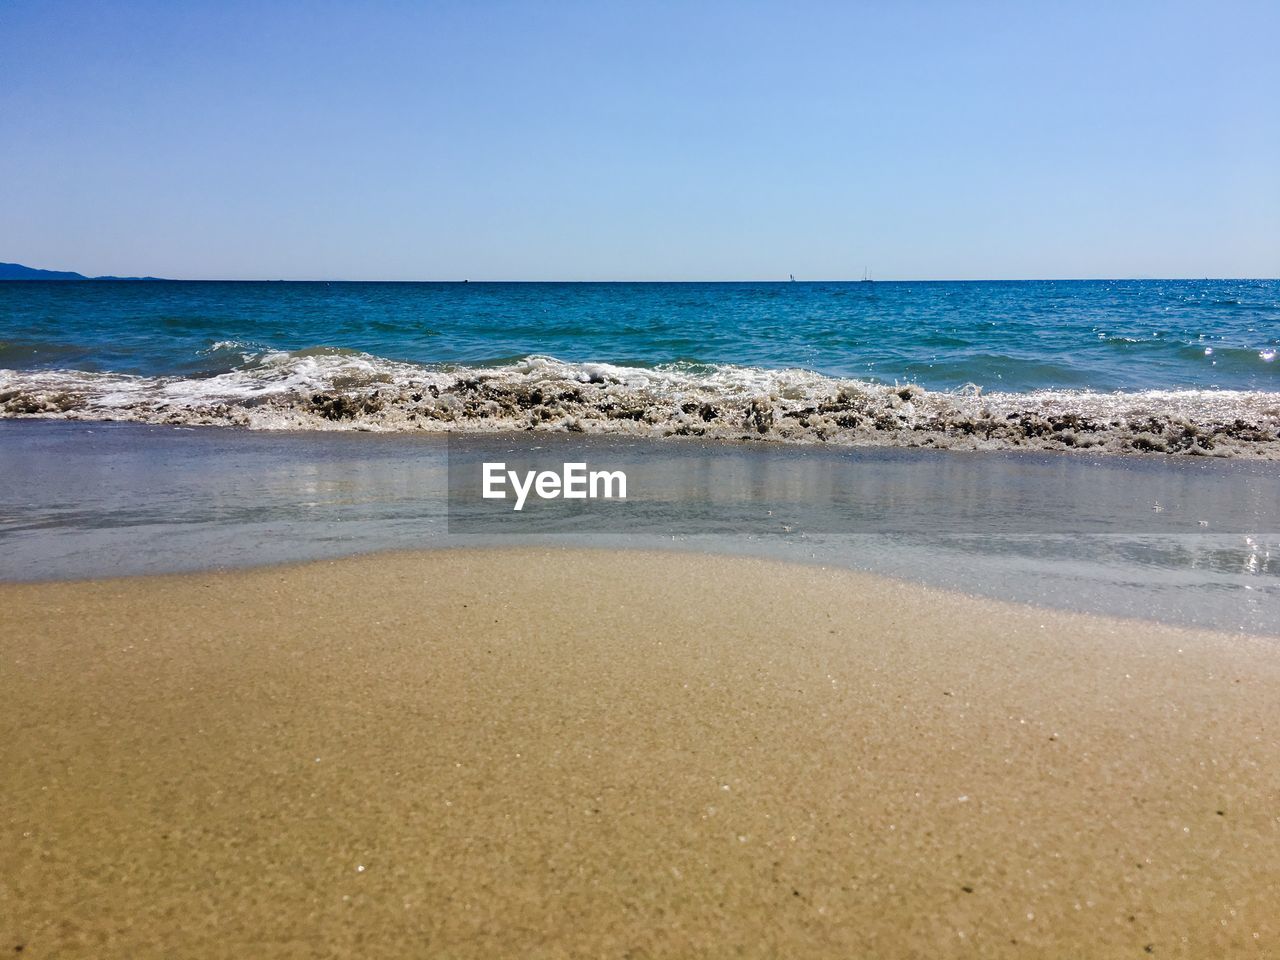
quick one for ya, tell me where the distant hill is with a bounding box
[0,262,165,281]
[0,262,88,280]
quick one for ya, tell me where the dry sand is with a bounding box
[2,548,1277,958]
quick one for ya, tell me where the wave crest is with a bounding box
[3,352,1280,458]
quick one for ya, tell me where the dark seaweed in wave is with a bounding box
[3,353,1279,459]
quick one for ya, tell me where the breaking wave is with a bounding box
[3,349,1280,458]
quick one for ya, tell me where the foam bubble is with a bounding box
[3,352,1279,457]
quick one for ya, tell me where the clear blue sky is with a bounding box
[2,0,1277,280]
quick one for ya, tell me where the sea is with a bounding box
[1,279,1278,455]
[2,278,1278,630]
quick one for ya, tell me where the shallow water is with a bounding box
[2,420,1276,634]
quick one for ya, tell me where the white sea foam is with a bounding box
[3,352,1279,457]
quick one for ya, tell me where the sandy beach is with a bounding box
[3,548,1277,957]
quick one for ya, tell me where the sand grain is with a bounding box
[2,549,1278,957]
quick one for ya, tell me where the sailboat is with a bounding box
[860,267,873,283]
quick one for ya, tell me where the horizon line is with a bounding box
[5,274,1278,284]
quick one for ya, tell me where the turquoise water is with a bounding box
[4,279,1279,619]
[2,278,1277,391]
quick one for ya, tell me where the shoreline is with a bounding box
[4,418,1278,634]
[5,539,1279,640]
[4,547,1278,956]
[5,355,1280,459]
[6,402,1280,460]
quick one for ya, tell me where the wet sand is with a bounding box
[3,548,1277,957]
